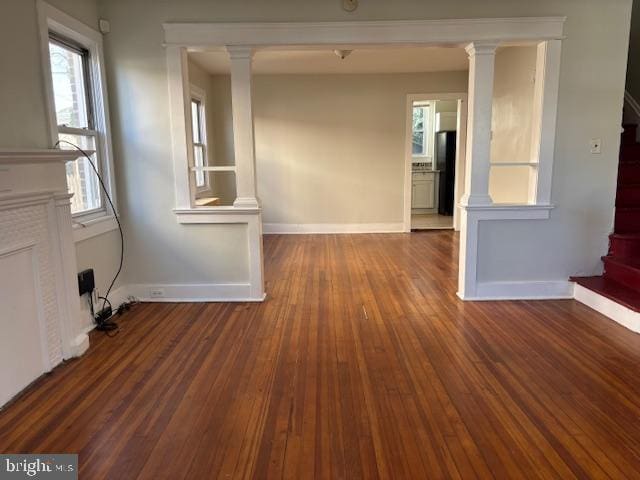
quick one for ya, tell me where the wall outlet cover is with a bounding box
[149,288,165,298]
[590,138,602,154]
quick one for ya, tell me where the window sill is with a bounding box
[461,203,554,220]
[73,214,119,243]
[174,205,261,224]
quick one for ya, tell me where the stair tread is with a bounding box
[616,206,640,211]
[611,232,640,240]
[603,255,640,270]
[572,276,640,312]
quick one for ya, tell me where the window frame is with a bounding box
[189,85,210,194]
[412,104,434,159]
[38,0,118,242]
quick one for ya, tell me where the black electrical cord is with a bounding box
[55,140,124,331]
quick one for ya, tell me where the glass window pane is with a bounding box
[194,145,205,187]
[49,41,90,128]
[413,107,424,131]
[412,132,424,155]
[191,100,200,143]
[58,134,102,214]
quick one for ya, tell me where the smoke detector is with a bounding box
[334,49,353,60]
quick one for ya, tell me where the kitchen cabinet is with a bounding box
[411,171,435,209]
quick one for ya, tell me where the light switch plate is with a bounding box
[590,138,602,154]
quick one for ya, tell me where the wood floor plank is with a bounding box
[2,232,640,479]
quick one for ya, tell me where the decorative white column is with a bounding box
[227,46,259,209]
[460,41,498,207]
[458,41,498,300]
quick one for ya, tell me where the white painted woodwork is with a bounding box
[574,284,640,334]
[0,243,48,407]
[530,40,562,205]
[37,1,119,242]
[164,18,564,302]
[227,46,259,209]
[0,150,89,407]
[163,18,566,47]
[461,41,498,207]
[167,46,195,209]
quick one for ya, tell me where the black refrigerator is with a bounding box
[436,131,457,216]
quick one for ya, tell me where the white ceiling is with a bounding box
[189,46,469,75]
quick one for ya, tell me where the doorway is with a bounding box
[403,93,467,232]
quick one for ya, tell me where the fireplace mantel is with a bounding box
[0,149,88,406]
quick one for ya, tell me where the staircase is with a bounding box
[572,123,640,315]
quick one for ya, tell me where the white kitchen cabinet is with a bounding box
[412,171,435,209]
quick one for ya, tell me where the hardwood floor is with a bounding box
[2,232,640,479]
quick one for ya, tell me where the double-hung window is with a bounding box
[412,104,432,157]
[48,34,102,214]
[190,86,209,193]
[39,1,117,241]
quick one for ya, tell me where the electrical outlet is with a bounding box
[149,287,165,298]
[590,138,602,154]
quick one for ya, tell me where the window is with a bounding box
[48,34,102,215]
[412,104,431,157]
[39,1,118,242]
[190,95,209,191]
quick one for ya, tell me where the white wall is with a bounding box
[0,0,123,318]
[96,0,631,292]
[185,71,468,226]
[251,72,466,225]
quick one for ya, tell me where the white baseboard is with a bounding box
[460,280,575,300]
[263,223,404,234]
[107,285,131,309]
[125,283,265,302]
[574,284,640,334]
[68,332,90,358]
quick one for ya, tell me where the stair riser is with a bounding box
[619,164,640,184]
[622,130,637,146]
[604,258,640,292]
[609,237,640,258]
[615,211,640,233]
[621,148,640,162]
[616,188,640,207]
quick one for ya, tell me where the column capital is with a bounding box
[226,45,254,60]
[465,41,499,57]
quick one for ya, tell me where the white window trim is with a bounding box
[411,103,437,160]
[37,0,118,243]
[411,105,428,158]
[189,84,211,195]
